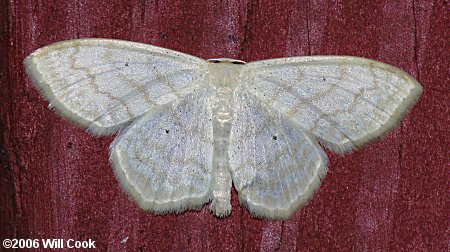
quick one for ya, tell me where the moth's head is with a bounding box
[207,58,246,65]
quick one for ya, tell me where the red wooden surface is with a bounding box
[1,1,448,251]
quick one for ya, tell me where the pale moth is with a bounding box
[24,39,422,220]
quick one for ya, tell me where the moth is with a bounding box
[24,39,422,219]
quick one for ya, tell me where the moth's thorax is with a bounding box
[207,60,243,124]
